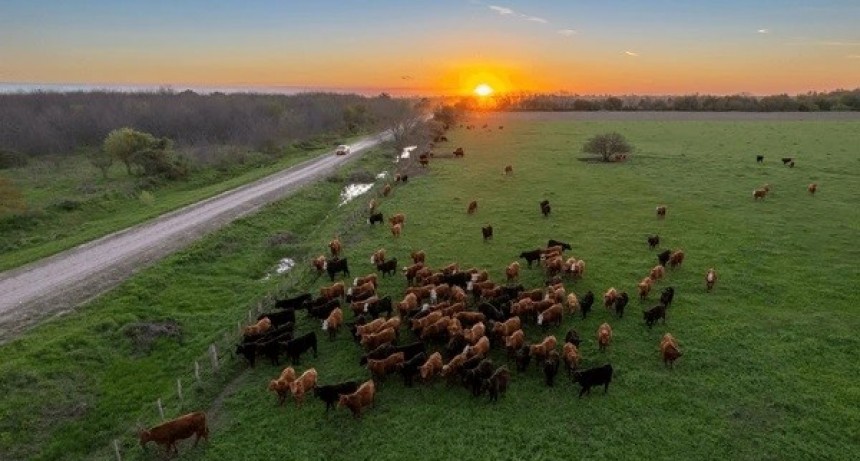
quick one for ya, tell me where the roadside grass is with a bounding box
[2,116,859,460]
[0,134,360,272]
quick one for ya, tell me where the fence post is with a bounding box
[209,344,219,372]
[157,398,165,421]
[113,439,122,461]
[177,379,183,401]
[194,361,201,382]
[248,310,253,323]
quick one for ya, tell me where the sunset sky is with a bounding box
[1,0,858,95]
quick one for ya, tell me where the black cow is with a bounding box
[547,239,572,251]
[515,345,531,372]
[756,155,764,163]
[647,235,660,249]
[657,250,672,267]
[482,225,493,241]
[613,292,629,318]
[544,351,560,387]
[442,272,471,289]
[257,309,295,328]
[789,160,795,168]
[259,332,294,365]
[308,299,340,320]
[235,330,293,367]
[540,200,551,217]
[358,343,395,366]
[464,359,494,396]
[285,332,318,365]
[572,364,613,398]
[781,157,793,164]
[359,341,425,366]
[519,249,542,268]
[326,258,350,281]
[366,296,393,319]
[398,352,427,387]
[564,328,581,347]
[314,381,360,412]
[580,291,595,320]
[376,258,397,277]
[483,366,510,402]
[275,293,312,310]
[660,287,675,308]
[444,334,469,360]
[643,304,668,329]
[478,303,505,323]
[368,212,384,225]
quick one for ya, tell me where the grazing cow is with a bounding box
[258,309,295,328]
[504,329,525,357]
[440,352,469,381]
[454,311,484,327]
[482,225,493,241]
[463,321,486,345]
[389,213,406,226]
[285,332,318,365]
[505,261,520,282]
[329,237,343,257]
[478,303,505,323]
[656,205,667,219]
[668,250,685,269]
[419,352,444,382]
[705,268,717,291]
[650,265,666,281]
[268,367,297,406]
[289,368,319,408]
[562,342,581,377]
[356,318,386,338]
[322,308,343,340]
[359,342,425,366]
[789,160,795,168]
[565,292,579,315]
[376,258,397,277]
[660,287,676,308]
[398,352,427,387]
[808,183,817,196]
[756,155,764,163]
[390,222,402,237]
[139,412,209,456]
[572,364,613,398]
[420,316,452,342]
[597,323,612,352]
[464,359,495,396]
[367,352,405,381]
[321,281,345,300]
[275,293,312,310]
[382,183,392,197]
[580,291,595,319]
[346,282,375,303]
[308,299,340,320]
[520,249,542,268]
[638,277,653,300]
[491,316,521,340]
[364,296,393,319]
[370,249,386,266]
[530,335,558,363]
[467,200,478,214]
[603,288,618,309]
[314,381,359,412]
[410,250,426,264]
[515,345,532,372]
[326,258,350,281]
[613,292,629,318]
[547,239,572,251]
[657,250,672,267]
[338,379,376,418]
[643,304,668,329]
[368,212,384,225]
[244,317,272,336]
[483,366,511,402]
[504,165,513,175]
[647,235,660,249]
[660,333,682,368]
[537,303,563,328]
[540,200,551,217]
[354,273,379,289]
[360,327,397,350]
[410,310,442,334]
[453,147,465,157]
[465,336,490,358]
[781,157,792,165]
[544,350,561,387]
[312,255,327,275]
[753,188,768,200]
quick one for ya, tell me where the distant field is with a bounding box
[1,114,858,460]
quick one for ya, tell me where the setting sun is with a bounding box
[474,84,494,97]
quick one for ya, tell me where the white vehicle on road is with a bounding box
[335,144,351,155]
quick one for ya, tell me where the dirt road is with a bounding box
[0,132,390,342]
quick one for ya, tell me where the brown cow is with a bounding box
[356,318,386,337]
[603,287,618,309]
[463,322,486,345]
[139,411,209,456]
[519,288,544,302]
[753,188,768,200]
[566,293,579,314]
[371,248,386,265]
[411,310,443,333]
[467,200,478,214]
[441,352,468,380]
[389,213,406,226]
[323,308,343,339]
[562,342,581,376]
[419,352,444,381]
[530,335,558,362]
[705,268,717,291]
[354,273,379,289]
[450,286,468,304]
[465,336,490,358]
[383,184,392,197]
[492,317,522,338]
[289,368,319,408]
[329,237,343,257]
[649,265,665,281]
[597,323,613,352]
[268,367,297,406]
[312,255,326,274]
[348,281,376,300]
[537,304,563,328]
[368,198,378,213]
[656,205,667,218]
[244,317,271,336]
[504,165,513,175]
[506,261,520,282]
[367,352,405,381]
[638,277,653,300]
[360,327,396,350]
[390,222,402,238]
[660,333,682,367]
[808,183,817,196]
[338,379,376,418]
[504,329,525,356]
[669,250,685,269]
[409,250,425,264]
[321,282,345,300]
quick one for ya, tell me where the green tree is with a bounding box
[102,128,160,175]
[582,132,633,162]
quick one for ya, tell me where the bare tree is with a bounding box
[379,99,426,153]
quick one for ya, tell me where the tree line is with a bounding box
[467,88,860,112]
[0,91,410,158]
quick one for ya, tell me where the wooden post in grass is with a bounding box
[209,344,219,372]
[247,310,253,323]
[194,361,201,382]
[177,379,183,401]
[157,398,165,421]
[113,439,122,461]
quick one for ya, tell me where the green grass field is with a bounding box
[1,114,858,460]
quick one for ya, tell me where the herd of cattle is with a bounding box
[139,137,820,455]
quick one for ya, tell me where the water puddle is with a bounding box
[261,257,296,281]
[397,145,417,163]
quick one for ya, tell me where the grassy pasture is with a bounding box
[1,114,858,460]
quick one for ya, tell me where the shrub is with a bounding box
[51,199,82,212]
[138,190,156,206]
[0,149,29,169]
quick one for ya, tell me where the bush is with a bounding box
[582,132,634,162]
[51,199,82,212]
[0,149,29,169]
[138,190,156,206]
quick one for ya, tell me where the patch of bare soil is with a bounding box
[122,320,183,355]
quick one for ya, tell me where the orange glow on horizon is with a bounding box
[474,84,494,97]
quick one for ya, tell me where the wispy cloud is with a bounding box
[757,28,770,34]
[489,5,514,16]
[624,51,639,57]
[557,29,577,36]
[523,15,548,23]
